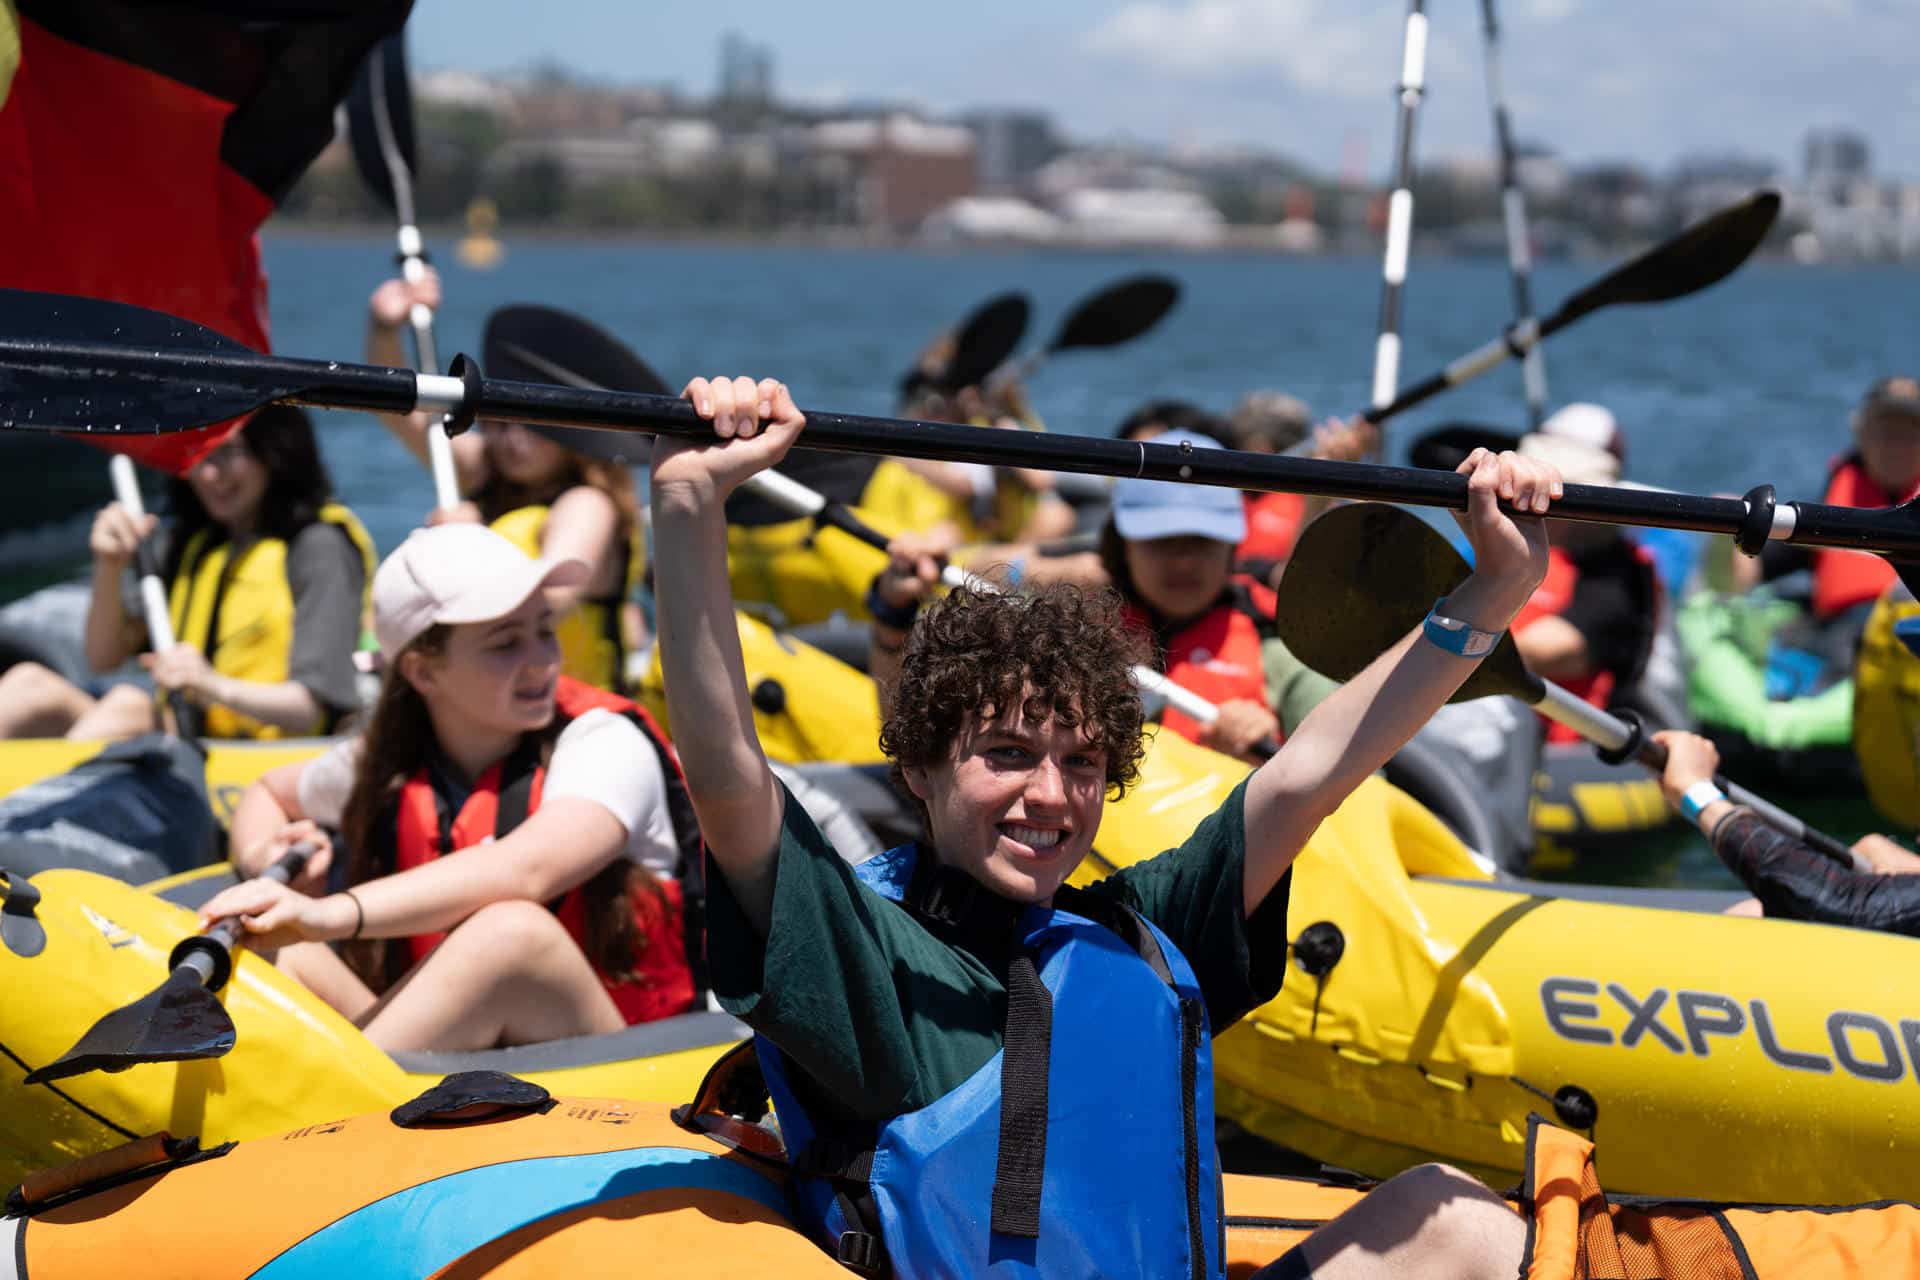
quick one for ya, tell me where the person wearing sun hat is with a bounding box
[1507,404,1661,739]
[196,522,703,1051]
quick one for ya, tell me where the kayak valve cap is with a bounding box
[1291,921,1345,980]
[1,870,45,958]
[750,678,788,716]
[1553,1084,1598,1130]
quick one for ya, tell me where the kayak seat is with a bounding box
[387,1008,750,1076]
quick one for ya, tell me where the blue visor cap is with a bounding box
[1112,430,1248,544]
[1896,614,1920,660]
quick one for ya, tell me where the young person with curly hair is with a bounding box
[653,374,1565,1280]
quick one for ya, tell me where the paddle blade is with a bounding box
[345,34,417,214]
[1408,422,1524,471]
[938,293,1031,392]
[0,289,269,443]
[1274,503,1540,703]
[23,967,235,1084]
[1049,274,1180,353]
[483,305,670,464]
[1548,190,1780,332]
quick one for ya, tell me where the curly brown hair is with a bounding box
[879,584,1150,820]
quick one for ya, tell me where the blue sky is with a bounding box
[408,0,1920,181]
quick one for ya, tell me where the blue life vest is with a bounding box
[755,843,1225,1279]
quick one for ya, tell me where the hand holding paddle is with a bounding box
[1274,502,1871,872]
[24,842,318,1084]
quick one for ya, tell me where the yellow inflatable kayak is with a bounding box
[1086,727,1920,1205]
[0,737,333,829]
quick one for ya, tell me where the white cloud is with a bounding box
[1080,0,1410,99]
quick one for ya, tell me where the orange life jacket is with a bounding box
[1513,541,1659,744]
[1237,491,1307,564]
[1813,456,1919,618]
[388,677,704,1025]
[1126,579,1277,745]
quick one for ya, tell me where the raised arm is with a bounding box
[365,272,487,494]
[651,376,805,935]
[1239,448,1560,911]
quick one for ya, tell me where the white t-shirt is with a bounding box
[297,709,680,876]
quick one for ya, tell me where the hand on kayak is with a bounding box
[876,529,956,613]
[368,269,441,331]
[651,376,804,505]
[1653,730,1720,809]
[1198,698,1280,764]
[241,820,334,896]
[89,502,156,569]
[142,643,217,702]
[197,877,357,950]
[1445,447,1561,629]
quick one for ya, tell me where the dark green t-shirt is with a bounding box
[706,778,1289,1125]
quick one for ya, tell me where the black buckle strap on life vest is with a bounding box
[390,1070,554,1128]
[990,950,1052,1240]
[493,739,543,838]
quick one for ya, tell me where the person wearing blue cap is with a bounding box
[1654,726,1920,935]
[1094,429,1337,761]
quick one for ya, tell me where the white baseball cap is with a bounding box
[372,524,588,660]
[1539,402,1625,462]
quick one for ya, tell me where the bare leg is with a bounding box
[0,663,97,738]
[1255,1164,1527,1280]
[357,900,623,1053]
[1724,897,1763,918]
[66,683,158,741]
[270,941,380,1023]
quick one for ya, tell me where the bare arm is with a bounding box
[1240,449,1560,912]
[81,504,154,671]
[537,485,623,610]
[364,273,488,494]
[652,376,805,936]
[1513,613,1591,681]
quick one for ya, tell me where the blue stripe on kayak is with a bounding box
[249,1146,789,1279]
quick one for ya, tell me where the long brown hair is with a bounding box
[337,624,657,991]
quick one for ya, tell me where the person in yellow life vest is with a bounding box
[366,273,642,691]
[1731,376,1920,617]
[1507,406,1660,743]
[201,524,701,1051]
[0,406,375,742]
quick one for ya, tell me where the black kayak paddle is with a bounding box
[1273,503,1871,871]
[24,843,317,1084]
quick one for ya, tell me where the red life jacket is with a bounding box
[1126,579,1277,745]
[1513,541,1659,744]
[1237,491,1307,564]
[1813,456,1919,619]
[387,677,705,1026]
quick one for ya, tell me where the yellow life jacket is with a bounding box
[165,503,377,740]
[490,503,639,693]
[1854,583,1920,828]
[857,459,982,542]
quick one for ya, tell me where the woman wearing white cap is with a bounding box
[195,523,700,1051]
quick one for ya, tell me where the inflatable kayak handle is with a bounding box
[167,843,317,990]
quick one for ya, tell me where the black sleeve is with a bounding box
[1712,810,1920,937]
[1558,571,1645,677]
[284,523,366,725]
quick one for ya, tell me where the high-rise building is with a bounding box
[963,110,1058,193]
[718,31,774,109]
[1804,128,1870,202]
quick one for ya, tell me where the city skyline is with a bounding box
[407,0,1920,182]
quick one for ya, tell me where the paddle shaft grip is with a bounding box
[1533,682,1869,873]
[172,843,317,989]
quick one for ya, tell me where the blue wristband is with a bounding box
[1421,601,1501,659]
[864,577,921,631]
[1679,780,1726,824]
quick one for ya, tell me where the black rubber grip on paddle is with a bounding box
[1735,484,1777,558]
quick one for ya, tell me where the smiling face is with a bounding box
[1123,533,1235,622]
[480,419,575,489]
[903,690,1108,905]
[187,438,270,532]
[400,593,562,738]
